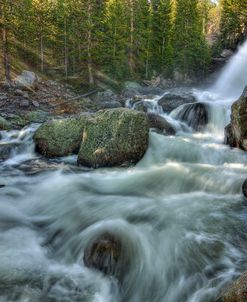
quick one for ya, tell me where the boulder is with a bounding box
[216,271,247,302]
[14,71,39,90]
[158,89,197,113]
[84,233,122,277]
[173,102,209,132]
[34,115,89,157]
[99,101,122,109]
[224,124,236,147]
[20,99,30,108]
[0,116,12,130]
[77,108,149,167]
[123,81,164,97]
[242,179,247,199]
[226,86,247,151]
[0,142,19,160]
[147,113,176,135]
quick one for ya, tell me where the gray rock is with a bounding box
[224,124,236,147]
[20,99,30,107]
[147,113,176,135]
[220,49,234,59]
[84,232,122,277]
[99,101,122,109]
[242,179,247,199]
[32,100,40,108]
[15,89,29,98]
[225,86,247,151]
[0,142,20,160]
[0,94,7,101]
[158,88,197,113]
[174,102,209,132]
[14,71,38,90]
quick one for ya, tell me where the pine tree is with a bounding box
[150,0,173,77]
[219,0,247,49]
[172,0,210,79]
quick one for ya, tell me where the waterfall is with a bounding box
[211,40,247,98]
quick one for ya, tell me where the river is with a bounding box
[0,41,247,302]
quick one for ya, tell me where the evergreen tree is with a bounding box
[172,0,210,79]
[219,0,247,49]
[150,0,173,76]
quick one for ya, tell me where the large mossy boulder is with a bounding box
[77,108,149,168]
[217,271,247,302]
[34,115,89,157]
[225,86,247,151]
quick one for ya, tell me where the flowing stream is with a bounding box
[1,41,247,302]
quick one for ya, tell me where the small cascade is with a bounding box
[0,125,38,165]
[171,102,209,132]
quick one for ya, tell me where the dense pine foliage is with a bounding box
[0,0,246,85]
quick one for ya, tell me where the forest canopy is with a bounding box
[0,0,246,86]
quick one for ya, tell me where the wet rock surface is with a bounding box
[158,88,197,113]
[225,86,247,151]
[147,113,176,135]
[83,233,122,277]
[217,271,247,302]
[174,102,209,131]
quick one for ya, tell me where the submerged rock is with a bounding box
[83,233,122,277]
[225,86,247,151]
[147,113,176,135]
[78,108,149,168]
[217,271,247,302]
[34,115,89,157]
[174,102,209,131]
[0,142,20,160]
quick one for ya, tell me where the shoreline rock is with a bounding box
[225,86,247,150]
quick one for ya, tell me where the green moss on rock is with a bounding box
[0,116,12,130]
[77,108,149,168]
[34,115,89,157]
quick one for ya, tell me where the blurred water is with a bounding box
[1,42,247,302]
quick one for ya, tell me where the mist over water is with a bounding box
[1,41,247,302]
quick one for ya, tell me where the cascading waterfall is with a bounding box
[211,39,247,98]
[1,41,247,302]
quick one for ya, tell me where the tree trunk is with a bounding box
[1,1,11,83]
[40,33,44,72]
[64,17,68,80]
[2,26,11,83]
[87,3,94,86]
[128,0,135,74]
